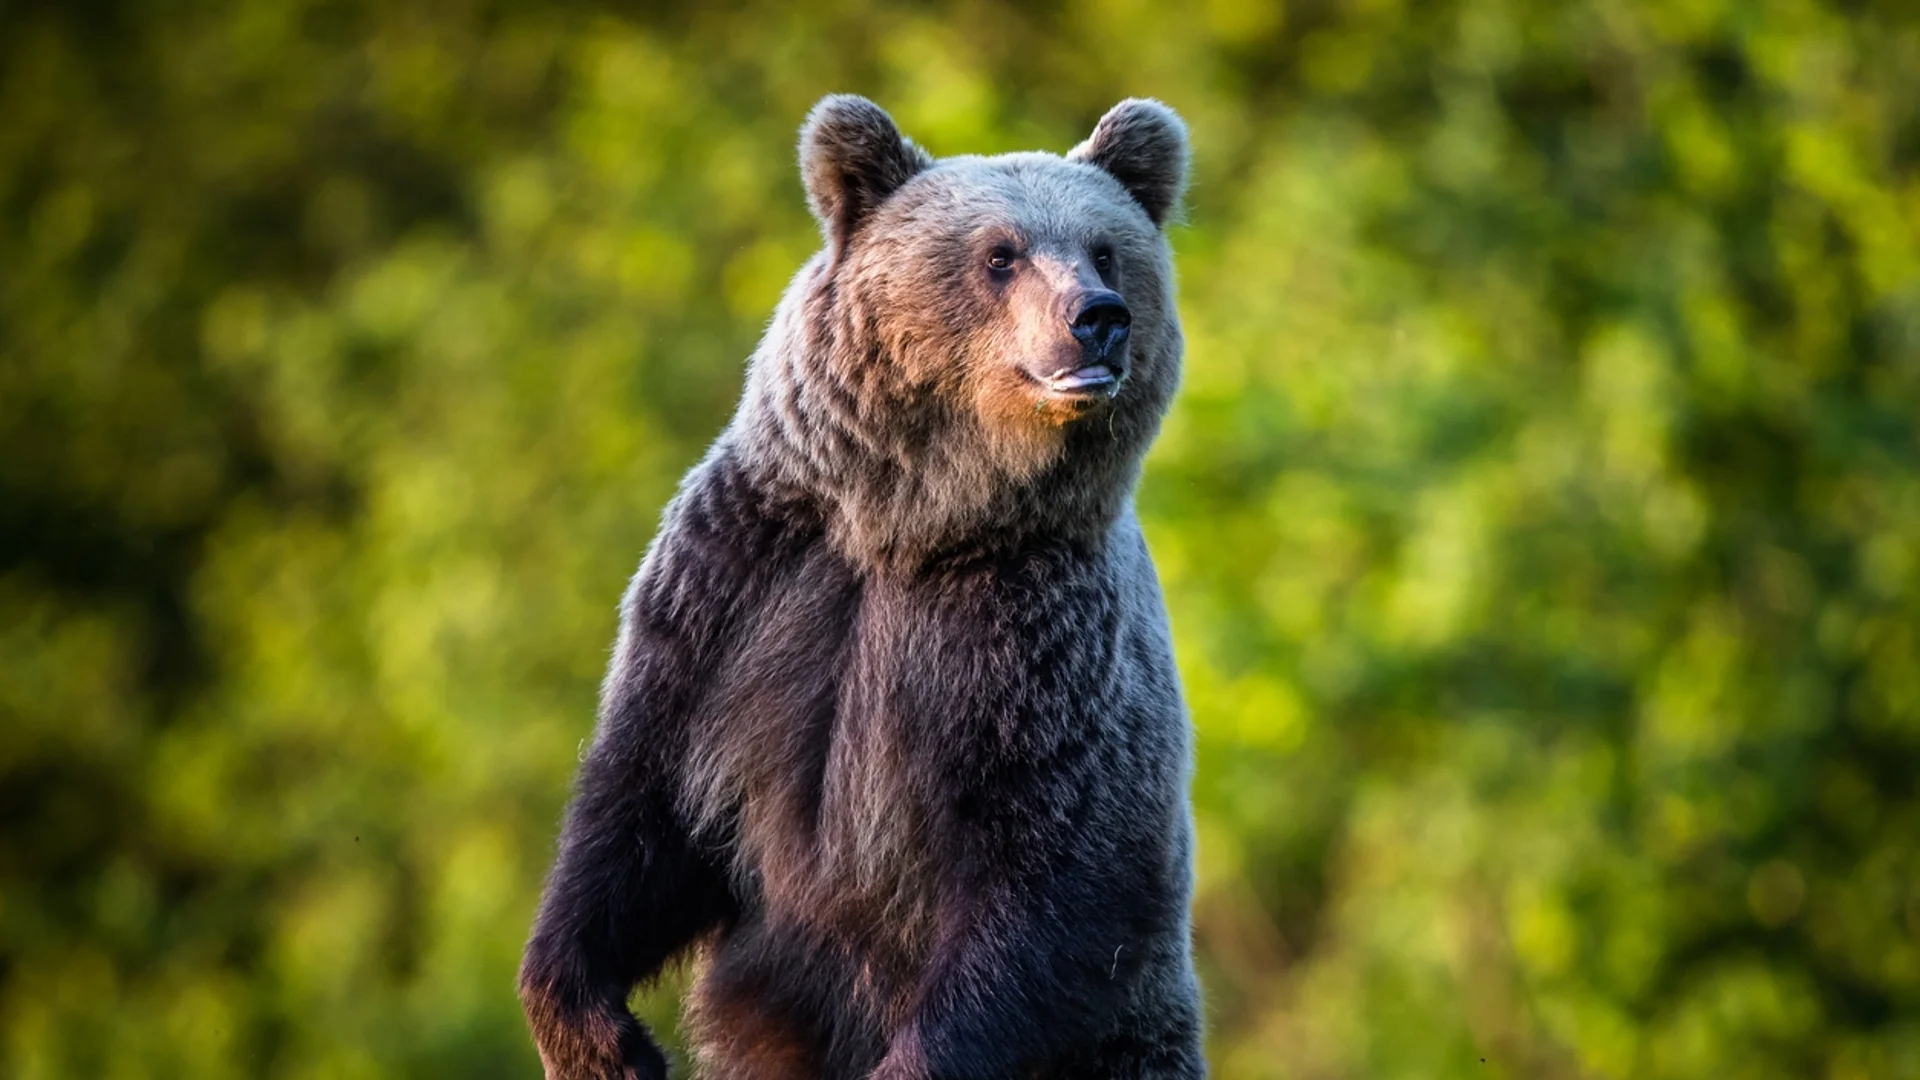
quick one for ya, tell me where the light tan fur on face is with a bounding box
[970,243,1116,434]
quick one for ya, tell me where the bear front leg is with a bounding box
[518,749,736,1080]
[867,878,1186,1080]
[1053,996,1207,1080]
[520,458,781,1078]
[870,953,1204,1080]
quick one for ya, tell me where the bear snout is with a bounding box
[1015,290,1133,403]
[1068,290,1132,359]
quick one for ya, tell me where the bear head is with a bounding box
[734,95,1190,565]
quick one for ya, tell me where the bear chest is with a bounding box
[683,555,988,927]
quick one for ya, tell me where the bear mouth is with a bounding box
[1035,363,1122,400]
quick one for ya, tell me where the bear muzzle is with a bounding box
[1035,290,1131,401]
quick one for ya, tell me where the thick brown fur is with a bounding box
[519,96,1203,1080]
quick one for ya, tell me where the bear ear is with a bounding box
[1068,98,1190,227]
[799,95,933,253]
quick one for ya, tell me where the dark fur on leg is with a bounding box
[518,773,735,1079]
[519,454,799,1079]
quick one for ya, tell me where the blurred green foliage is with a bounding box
[3,1,1918,1077]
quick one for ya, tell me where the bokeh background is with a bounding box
[5,1,1919,1077]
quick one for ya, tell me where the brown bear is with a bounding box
[518,94,1202,1080]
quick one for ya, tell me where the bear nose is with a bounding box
[1069,292,1131,356]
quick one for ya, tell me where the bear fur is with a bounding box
[518,95,1203,1080]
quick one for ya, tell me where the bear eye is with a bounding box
[1093,248,1114,273]
[986,247,1017,273]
